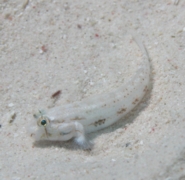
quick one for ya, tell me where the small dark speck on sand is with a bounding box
[77,24,82,29]
[125,142,130,147]
[51,90,61,98]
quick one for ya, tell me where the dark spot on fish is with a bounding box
[94,119,106,127]
[117,108,127,114]
[132,98,139,105]
[135,98,139,102]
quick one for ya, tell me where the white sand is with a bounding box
[1,0,185,179]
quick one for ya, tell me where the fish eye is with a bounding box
[41,119,47,126]
[37,117,49,127]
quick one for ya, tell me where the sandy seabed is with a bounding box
[1,0,185,179]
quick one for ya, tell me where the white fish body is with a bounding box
[29,35,150,149]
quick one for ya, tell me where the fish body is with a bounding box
[29,34,150,149]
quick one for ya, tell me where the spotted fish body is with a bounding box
[29,34,150,149]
